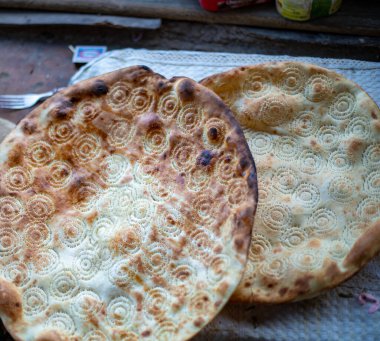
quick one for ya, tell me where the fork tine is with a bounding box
[0,97,26,102]
[0,99,26,106]
[0,95,30,99]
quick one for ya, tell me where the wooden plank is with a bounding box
[0,11,161,29]
[0,0,379,36]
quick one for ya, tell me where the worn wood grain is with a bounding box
[0,10,161,29]
[0,0,378,36]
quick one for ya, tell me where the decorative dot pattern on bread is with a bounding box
[201,62,380,303]
[0,66,257,340]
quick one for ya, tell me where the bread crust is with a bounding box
[201,61,380,303]
[0,65,257,339]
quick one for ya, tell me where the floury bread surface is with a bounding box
[0,66,257,340]
[201,62,380,303]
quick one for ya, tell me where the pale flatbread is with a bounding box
[0,66,257,340]
[201,62,380,303]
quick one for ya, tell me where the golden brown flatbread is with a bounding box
[201,62,380,303]
[0,66,257,340]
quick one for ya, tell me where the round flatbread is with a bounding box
[201,62,380,303]
[0,66,257,340]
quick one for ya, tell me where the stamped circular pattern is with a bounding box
[31,249,60,276]
[298,149,324,175]
[158,92,180,120]
[363,144,380,169]
[73,248,100,280]
[129,198,155,226]
[45,312,76,335]
[143,127,168,155]
[243,71,271,98]
[280,65,306,95]
[143,242,170,275]
[113,224,143,254]
[83,330,108,341]
[0,197,24,223]
[357,197,380,219]
[106,81,131,110]
[202,117,227,149]
[189,229,216,261]
[294,183,320,209]
[48,121,76,144]
[73,182,100,213]
[144,287,170,319]
[47,161,72,188]
[170,141,196,171]
[329,92,356,120]
[73,133,101,164]
[4,166,33,192]
[100,154,130,185]
[201,61,380,304]
[59,217,87,248]
[259,256,288,279]
[227,179,248,207]
[215,152,237,184]
[3,261,30,287]
[23,287,48,316]
[328,240,349,259]
[328,149,353,172]
[108,259,134,287]
[107,119,134,148]
[177,105,203,134]
[343,220,368,245]
[50,269,79,301]
[77,100,101,122]
[346,115,372,139]
[308,208,338,236]
[0,227,21,256]
[304,74,333,102]
[92,215,116,241]
[192,193,217,224]
[0,66,257,340]
[247,132,273,156]
[272,167,299,194]
[290,249,323,272]
[261,203,292,233]
[26,194,55,221]
[185,166,210,192]
[71,290,102,319]
[363,172,380,198]
[24,222,51,248]
[317,125,340,150]
[128,87,152,114]
[189,290,213,316]
[154,320,178,341]
[148,179,173,202]
[207,254,231,284]
[281,227,307,248]
[172,263,197,287]
[156,207,183,238]
[290,111,318,137]
[273,136,300,161]
[26,140,55,167]
[107,296,135,327]
[258,96,291,127]
[328,176,355,203]
[248,234,272,262]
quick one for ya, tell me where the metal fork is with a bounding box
[0,88,65,109]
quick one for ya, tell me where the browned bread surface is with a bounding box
[0,66,257,340]
[201,61,380,304]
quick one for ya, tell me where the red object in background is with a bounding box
[199,0,272,11]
